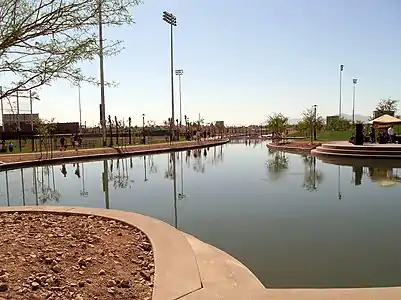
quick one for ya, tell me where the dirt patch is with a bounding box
[0,212,154,300]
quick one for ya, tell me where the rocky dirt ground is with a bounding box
[0,212,154,300]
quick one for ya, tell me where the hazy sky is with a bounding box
[5,0,401,126]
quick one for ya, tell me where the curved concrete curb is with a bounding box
[0,139,229,171]
[0,206,266,300]
[267,142,321,154]
[312,141,401,159]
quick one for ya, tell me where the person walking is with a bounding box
[388,126,395,143]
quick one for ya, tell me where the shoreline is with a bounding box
[266,141,322,154]
[0,139,229,170]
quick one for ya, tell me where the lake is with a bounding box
[1,139,401,288]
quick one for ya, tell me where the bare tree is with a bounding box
[0,0,141,98]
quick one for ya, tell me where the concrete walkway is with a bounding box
[0,139,229,170]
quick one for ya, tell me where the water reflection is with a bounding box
[3,144,401,287]
[301,156,324,192]
[265,149,289,181]
[33,166,60,204]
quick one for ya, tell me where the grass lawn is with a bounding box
[287,130,353,141]
[0,136,186,155]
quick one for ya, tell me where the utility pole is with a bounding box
[78,84,82,132]
[352,78,358,124]
[99,0,106,146]
[30,91,34,151]
[163,11,177,141]
[0,86,3,139]
[175,69,184,127]
[339,64,344,117]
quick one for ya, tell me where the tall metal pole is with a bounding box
[78,84,82,131]
[352,78,358,124]
[339,64,343,117]
[98,0,106,146]
[0,86,4,137]
[30,91,34,151]
[313,104,317,140]
[179,74,182,126]
[170,24,175,141]
[16,90,20,130]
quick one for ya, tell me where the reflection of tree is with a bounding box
[165,153,175,179]
[32,166,60,204]
[148,155,158,174]
[108,158,134,189]
[265,150,289,181]
[301,155,323,192]
[192,149,206,173]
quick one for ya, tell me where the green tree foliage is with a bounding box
[266,113,289,135]
[34,118,57,154]
[326,117,352,131]
[0,0,141,99]
[375,98,399,113]
[298,108,324,139]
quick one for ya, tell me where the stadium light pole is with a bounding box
[175,69,183,128]
[339,64,344,117]
[352,78,358,124]
[98,0,106,146]
[163,11,177,141]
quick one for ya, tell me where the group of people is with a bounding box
[368,126,396,144]
[59,134,82,151]
[0,140,14,153]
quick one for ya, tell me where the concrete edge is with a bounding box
[0,206,202,300]
[0,139,229,171]
[264,287,401,300]
[267,143,320,154]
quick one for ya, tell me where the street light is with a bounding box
[352,78,358,124]
[175,69,183,127]
[163,11,177,141]
[312,104,317,140]
[142,113,145,144]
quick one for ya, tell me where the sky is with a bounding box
[5,0,401,126]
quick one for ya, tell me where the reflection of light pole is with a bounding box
[179,152,184,199]
[20,168,25,206]
[352,78,358,124]
[338,165,342,200]
[33,167,38,205]
[163,11,177,142]
[80,163,88,197]
[143,156,148,182]
[175,69,184,127]
[172,152,178,228]
[5,170,9,206]
[102,160,110,209]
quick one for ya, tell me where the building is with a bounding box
[2,113,39,132]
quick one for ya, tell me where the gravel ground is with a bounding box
[0,212,154,300]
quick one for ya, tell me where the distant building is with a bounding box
[2,113,39,132]
[373,110,394,119]
[326,115,339,128]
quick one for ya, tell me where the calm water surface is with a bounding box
[1,140,401,288]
